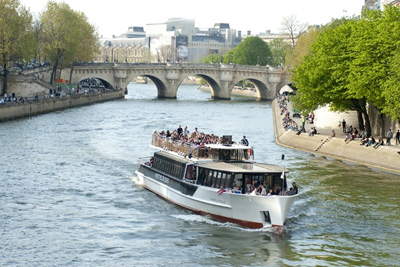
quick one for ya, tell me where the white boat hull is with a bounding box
[134,170,296,228]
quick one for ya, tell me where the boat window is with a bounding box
[215,172,222,188]
[211,171,218,187]
[185,164,196,181]
[233,174,243,191]
[264,174,273,190]
[226,173,233,188]
[220,173,227,188]
[197,168,206,185]
[152,153,187,179]
[206,170,213,186]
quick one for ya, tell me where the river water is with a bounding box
[1,84,399,267]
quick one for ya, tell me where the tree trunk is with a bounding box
[50,64,57,85]
[359,100,372,137]
[2,63,8,96]
[379,113,386,138]
[357,110,364,131]
[69,63,74,84]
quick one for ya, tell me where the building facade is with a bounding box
[96,18,242,63]
[362,0,400,11]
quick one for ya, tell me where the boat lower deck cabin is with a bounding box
[148,151,287,195]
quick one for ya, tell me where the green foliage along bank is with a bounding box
[291,6,400,136]
[0,0,98,96]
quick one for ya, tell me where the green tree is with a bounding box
[223,49,235,64]
[225,36,272,65]
[347,7,400,131]
[0,0,34,95]
[201,53,223,64]
[383,52,400,122]
[40,1,98,84]
[269,38,290,66]
[292,18,373,132]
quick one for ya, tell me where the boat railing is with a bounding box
[152,134,211,160]
[137,157,152,169]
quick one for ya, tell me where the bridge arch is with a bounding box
[196,74,221,99]
[142,75,168,98]
[230,75,275,100]
[77,77,114,90]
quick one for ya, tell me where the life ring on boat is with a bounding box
[248,149,252,156]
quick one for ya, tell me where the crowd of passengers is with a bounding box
[220,180,298,196]
[154,125,231,148]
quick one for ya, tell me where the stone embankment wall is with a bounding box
[273,99,400,173]
[7,74,53,98]
[0,90,124,122]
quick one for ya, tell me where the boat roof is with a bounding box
[205,143,251,150]
[198,161,286,174]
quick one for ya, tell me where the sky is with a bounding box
[19,0,366,38]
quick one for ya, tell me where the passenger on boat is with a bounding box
[184,126,190,136]
[292,182,298,194]
[145,157,154,166]
[177,125,183,136]
[241,136,249,146]
[271,187,280,195]
[234,186,241,194]
[260,185,267,195]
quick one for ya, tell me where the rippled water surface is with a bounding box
[1,84,399,267]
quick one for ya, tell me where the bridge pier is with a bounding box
[212,81,232,100]
[157,79,179,99]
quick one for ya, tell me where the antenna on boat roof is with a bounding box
[281,154,286,193]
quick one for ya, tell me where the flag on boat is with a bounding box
[218,188,226,195]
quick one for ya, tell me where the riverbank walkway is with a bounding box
[272,96,400,173]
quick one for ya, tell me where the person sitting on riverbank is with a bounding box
[296,126,306,135]
[366,136,376,147]
[345,132,353,143]
[348,125,353,133]
[360,136,369,146]
[374,137,384,149]
[309,127,317,136]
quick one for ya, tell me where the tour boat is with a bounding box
[134,133,298,229]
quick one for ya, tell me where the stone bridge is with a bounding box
[31,63,290,100]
